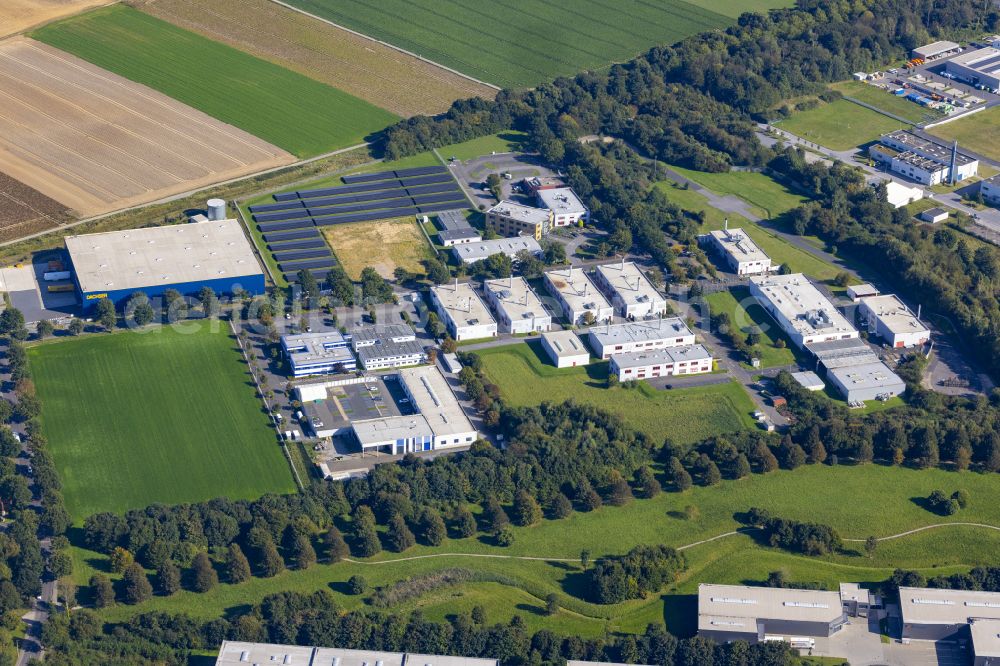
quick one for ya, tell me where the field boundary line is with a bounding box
[841,95,917,126]
[0,142,369,250]
[842,521,1000,542]
[264,0,501,92]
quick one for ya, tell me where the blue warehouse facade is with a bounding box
[64,218,265,313]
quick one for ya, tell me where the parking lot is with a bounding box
[449,152,559,209]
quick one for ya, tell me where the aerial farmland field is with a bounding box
[0,37,293,217]
[32,5,399,158]
[0,0,108,38]
[143,0,496,118]
[29,322,297,521]
[280,0,748,88]
[0,172,69,243]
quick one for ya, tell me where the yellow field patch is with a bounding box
[323,217,435,280]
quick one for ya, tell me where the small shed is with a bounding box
[919,207,949,224]
[791,371,825,392]
[847,283,880,301]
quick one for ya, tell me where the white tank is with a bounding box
[207,198,226,221]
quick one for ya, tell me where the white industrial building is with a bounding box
[899,586,1000,645]
[982,174,1000,205]
[543,267,613,325]
[430,281,498,341]
[483,276,551,334]
[451,237,542,264]
[748,273,858,348]
[701,227,771,276]
[215,642,498,666]
[485,200,551,239]
[281,331,356,378]
[919,207,949,223]
[540,329,589,368]
[871,131,979,186]
[847,283,880,301]
[883,180,925,208]
[827,361,905,403]
[352,414,434,453]
[592,261,667,318]
[435,209,481,247]
[791,371,825,391]
[589,318,695,359]
[944,46,1000,90]
[354,339,426,371]
[857,294,929,348]
[536,187,589,226]
[912,40,962,61]
[698,583,847,646]
[610,344,713,381]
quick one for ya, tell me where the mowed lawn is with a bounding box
[281,0,735,88]
[776,98,907,150]
[666,167,808,220]
[443,131,531,161]
[703,288,797,368]
[930,106,1000,163]
[29,323,295,521]
[477,342,757,445]
[830,80,944,125]
[32,5,399,157]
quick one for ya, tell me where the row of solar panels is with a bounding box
[271,171,452,203]
[312,199,467,228]
[257,196,467,234]
[283,268,332,284]
[254,186,463,223]
[341,165,446,185]
[251,181,457,217]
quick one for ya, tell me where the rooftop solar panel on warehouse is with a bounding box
[267,239,327,252]
[279,258,338,272]
[417,200,469,214]
[253,209,314,223]
[341,170,396,184]
[250,200,306,214]
[258,219,316,233]
[263,229,320,243]
[394,166,448,177]
[272,248,334,262]
[399,173,453,187]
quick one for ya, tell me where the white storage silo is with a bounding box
[207,198,227,221]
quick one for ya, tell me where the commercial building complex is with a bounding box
[981,174,1000,206]
[430,282,498,341]
[435,210,481,247]
[536,187,589,226]
[351,325,425,370]
[451,237,542,264]
[215,643,498,666]
[701,228,771,276]
[944,46,1000,90]
[483,276,551,334]
[588,318,695,359]
[540,329,589,368]
[698,583,847,646]
[871,131,978,185]
[899,586,1000,643]
[282,331,356,378]
[857,294,929,348]
[544,267,613,325]
[748,274,858,348]
[610,344,713,381]
[65,218,264,310]
[485,201,552,239]
[592,261,667,318]
[827,361,906,403]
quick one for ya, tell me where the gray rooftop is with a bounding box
[750,273,856,339]
[355,338,425,364]
[589,317,693,347]
[537,187,587,215]
[828,361,905,392]
[859,294,928,337]
[791,371,825,390]
[451,237,542,263]
[66,218,261,294]
[882,130,976,167]
[698,583,844,634]
[484,276,548,323]
[921,207,949,218]
[595,261,664,307]
[436,209,474,231]
[215,641,317,666]
[544,267,612,314]
[706,228,769,264]
[352,414,432,447]
[899,586,1000,627]
[839,582,871,605]
[806,337,879,369]
[431,282,496,328]
[399,365,476,438]
[351,324,415,345]
[971,618,1000,658]
[913,40,960,57]
[438,228,482,243]
[948,46,1000,76]
[611,344,712,370]
[541,329,588,359]
[282,331,354,369]
[216,643,498,666]
[487,200,551,225]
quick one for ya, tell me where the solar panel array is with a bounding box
[252,165,466,283]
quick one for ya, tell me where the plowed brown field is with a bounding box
[140,0,495,118]
[0,37,294,217]
[0,171,69,242]
[0,0,111,38]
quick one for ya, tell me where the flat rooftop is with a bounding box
[899,586,1000,626]
[484,276,548,323]
[861,294,928,336]
[439,228,482,243]
[282,331,354,368]
[451,237,541,263]
[595,261,664,308]
[398,365,475,438]
[355,339,425,365]
[541,329,587,358]
[216,643,497,666]
[839,582,871,605]
[612,344,711,370]
[806,337,879,369]
[352,414,432,446]
[883,130,976,167]
[436,209,473,231]
[352,324,415,345]
[848,283,880,298]
[216,641,316,666]
[403,654,498,666]
[66,218,261,294]
[971,618,1000,658]
[914,40,960,57]
[544,267,611,314]
[828,361,904,392]
[431,282,496,329]
[487,200,551,224]
[706,228,769,264]
[590,317,693,347]
[698,583,844,633]
[537,187,587,214]
[922,207,949,218]
[791,370,825,390]
[749,273,856,338]
[948,46,1000,76]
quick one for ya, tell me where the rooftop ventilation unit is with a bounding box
[711,597,757,605]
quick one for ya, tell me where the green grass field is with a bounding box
[666,168,808,220]
[776,98,907,151]
[29,323,295,521]
[703,287,797,368]
[85,462,1000,639]
[830,80,944,125]
[477,342,758,445]
[32,6,399,157]
[443,131,531,161]
[279,0,766,88]
[929,106,1000,163]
